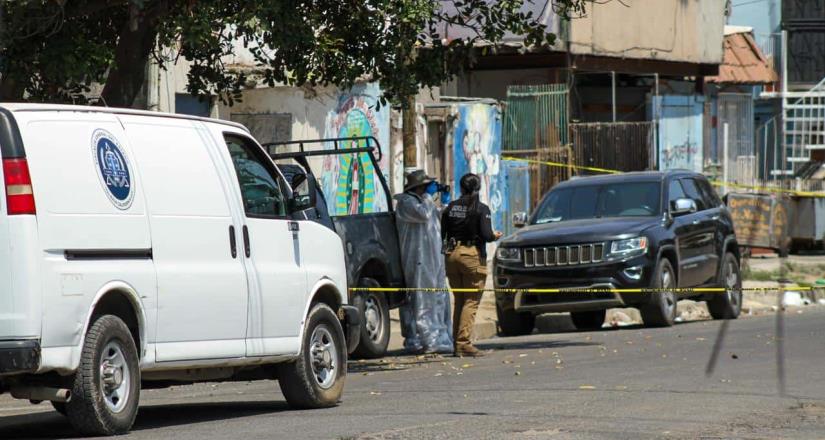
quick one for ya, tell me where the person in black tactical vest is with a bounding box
[441,173,502,357]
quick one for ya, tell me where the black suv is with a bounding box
[494,171,741,335]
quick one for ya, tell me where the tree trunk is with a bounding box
[402,95,417,169]
[101,3,165,108]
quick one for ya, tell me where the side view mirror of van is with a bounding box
[670,198,697,217]
[513,212,528,228]
[288,172,317,213]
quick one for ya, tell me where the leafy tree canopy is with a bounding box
[0,0,587,107]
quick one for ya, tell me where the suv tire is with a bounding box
[640,259,678,327]
[352,278,390,359]
[65,315,140,436]
[278,303,346,408]
[707,252,742,320]
[570,310,606,331]
[496,302,535,336]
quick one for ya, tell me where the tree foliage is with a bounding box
[0,0,587,107]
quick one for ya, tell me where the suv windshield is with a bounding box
[533,181,661,224]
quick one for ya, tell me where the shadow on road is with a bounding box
[476,339,600,351]
[0,401,291,439]
[349,353,451,374]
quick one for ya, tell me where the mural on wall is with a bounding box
[321,83,390,215]
[452,103,506,232]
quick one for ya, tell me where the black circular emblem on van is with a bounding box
[91,129,134,210]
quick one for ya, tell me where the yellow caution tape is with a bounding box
[501,156,622,175]
[501,156,825,198]
[708,180,825,198]
[350,286,814,294]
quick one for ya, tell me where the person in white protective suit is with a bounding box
[393,169,454,354]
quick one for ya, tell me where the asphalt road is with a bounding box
[2,308,824,439]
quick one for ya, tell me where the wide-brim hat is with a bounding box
[404,169,435,192]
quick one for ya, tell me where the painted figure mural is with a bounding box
[452,103,506,232]
[321,83,390,215]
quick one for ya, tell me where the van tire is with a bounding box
[278,303,346,409]
[66,315,140,436]
[352,278,390,359]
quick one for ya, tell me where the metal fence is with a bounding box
[569,122,655,174]
[502,84,570,208]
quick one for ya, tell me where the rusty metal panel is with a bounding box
[726,193,790,250]
[569,122,654,174]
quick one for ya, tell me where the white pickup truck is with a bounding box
[0,104,358,436]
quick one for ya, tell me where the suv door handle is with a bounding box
[242,225,251,258]
[710,214,720,221]
[229,225,237,259]
[692,219,701,225]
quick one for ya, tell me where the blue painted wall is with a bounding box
[652,95,705,172]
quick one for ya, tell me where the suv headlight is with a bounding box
[610,237,648,257]
[496,247,521,262]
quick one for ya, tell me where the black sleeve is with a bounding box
[477,204,496,242]
[441,204,449,240]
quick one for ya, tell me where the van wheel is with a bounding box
[66,315,140,436]
[570,310,606,331]
[496,301,535,336]
[352,278,390,359]
[640,259,678,327]
[708,253,742,320]
[278,303,346,408]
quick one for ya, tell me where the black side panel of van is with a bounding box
[0,107,25,158]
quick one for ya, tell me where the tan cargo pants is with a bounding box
[446,244,487,352]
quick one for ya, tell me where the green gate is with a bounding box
[502,84,570,209]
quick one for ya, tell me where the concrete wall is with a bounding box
[568,0,726,64]
[443,68,561,101]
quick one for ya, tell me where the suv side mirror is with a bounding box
[513,212,528,228]
[670,198,697,216]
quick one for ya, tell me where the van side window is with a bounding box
[224,135,287,217]
[679,178,707,211]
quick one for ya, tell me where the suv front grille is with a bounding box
[523,243,605,268]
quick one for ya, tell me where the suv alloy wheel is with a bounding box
[707,252,742,319]
[640,259,678,327]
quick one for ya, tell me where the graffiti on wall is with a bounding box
[452,103,506,231]
[321,83,390,215]
[660,140,700,170]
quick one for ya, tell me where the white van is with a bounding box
[0,104,358,436]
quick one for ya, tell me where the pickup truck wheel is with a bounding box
[496,302,535,336]
[570,310,606,331]
[65,315,140,436]
[352,278,390,359]
[708,253,742,320]
[51,401,67,416]
[278,303,346,409]
[640,259,677,327]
